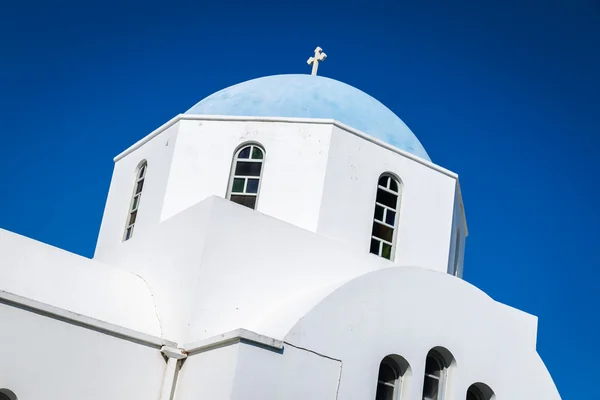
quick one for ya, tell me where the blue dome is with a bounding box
[185,74,430,161]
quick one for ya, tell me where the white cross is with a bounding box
[307,46,327,76]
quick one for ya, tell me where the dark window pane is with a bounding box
[425,356,442,376]
[466,390,481,400]
[125,227,132,240]
[246,179,259,194]
[378,176,388,187]
[375,382,395,400]
[135,180,144,194]
[372,222,394,242]
[132,196,139,210]
[378,363,396,383]
[422,376,439,400]
[385,210,396,226]
[389,178,398,192]
[374,205,384,221]
[251,147,263,159]
[231,178,245,193]
[382,243,392,259]
[370,239,380,255]
[376,189,397,209]
[235,161,262,176]
[129,210,137,225]
[238,146,251,159]
[138,165,146,179]
[230,195,257,209]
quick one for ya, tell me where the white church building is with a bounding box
[0,50,561,400]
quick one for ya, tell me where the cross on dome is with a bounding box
[307,46,327,76]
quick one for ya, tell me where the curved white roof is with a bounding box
[0,229,161,337]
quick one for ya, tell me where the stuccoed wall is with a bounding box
[0,303,165,400]
[161,118,333,231]
[318,125,458,272]
[95,121,179,259]
[284,267,560,400]
[96,115,464,275]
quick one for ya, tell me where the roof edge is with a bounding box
[113,114,457,180]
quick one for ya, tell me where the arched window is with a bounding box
[466,383,495,400]
[422,348,454,400]
[375,355,410,400]
[227,144,264,210]
[123,160,147,241]
[370,174,401,260]
[0,389,17,400]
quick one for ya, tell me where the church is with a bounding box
[0,48,561,400]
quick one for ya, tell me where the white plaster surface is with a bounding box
[161,119,332,232]
[318,125,458,271]
[0,302,165,400]
[285,266,560,400]
[174,344,239,400]
[0,228,160,336]
[95,121,179,258]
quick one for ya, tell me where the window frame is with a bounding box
[226,143,265,210]
[370,173,402,261]
[375,355,410,400]
[123,160,147,242]
[422,351,450,400]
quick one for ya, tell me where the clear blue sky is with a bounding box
[1,0,598,397]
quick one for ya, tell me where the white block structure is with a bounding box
[0,74,560,400]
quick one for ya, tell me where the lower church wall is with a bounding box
[0,303,166,400]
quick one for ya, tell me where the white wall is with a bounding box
[231,342,340,400]
[174,344,240,400]
[174,341,340,400]
[98,116,463,276]
[318,125,458,273]
[285,266,561,400]
[0,303,165,400]
[95,122,179,259]
[0,228,160,336]
[161,119,332,232]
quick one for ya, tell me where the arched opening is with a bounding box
[123,160,147,241]
[0,389,17,400]
[375,355,410,400]
[466,382,495,400]
[227,143,265,210]
[369,173,402,260]
[422,347,455,400]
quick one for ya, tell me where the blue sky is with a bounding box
[1,0,598,396]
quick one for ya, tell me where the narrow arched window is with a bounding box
[0,389,17,400]
[370,174,401,260]
[227,144,264,210]
[422,348,453,400]
[466,383,495,400]
[375,355,409,400]
[123,161,147,241]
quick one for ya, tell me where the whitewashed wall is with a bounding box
[0,303,165,400]
[95,122,179,259]
[96,116,463,275]
[318,125,458,272]
[161,119,332,231]
[285,267,561,400]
